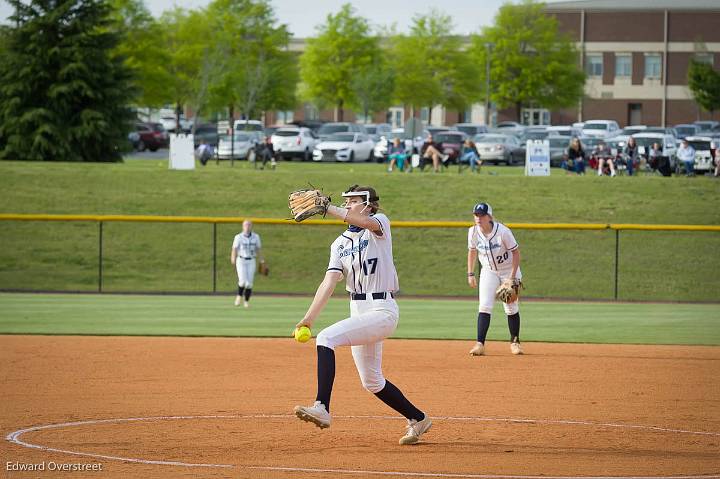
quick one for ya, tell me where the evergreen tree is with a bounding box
[0,0,136,162]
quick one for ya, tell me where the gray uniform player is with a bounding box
[230,220,264,308]
[293,184,432,445]
[467,202,524,356]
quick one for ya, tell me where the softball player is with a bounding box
[294,185,432,445]
[467,202,524,356]
[230,220,264,308]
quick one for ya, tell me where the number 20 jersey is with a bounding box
[468,222,520,274]
[327,213,399,294]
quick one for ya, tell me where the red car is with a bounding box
[434,131,468,164]
[130,122,169,152]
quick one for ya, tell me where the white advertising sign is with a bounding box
[525,140,550,176]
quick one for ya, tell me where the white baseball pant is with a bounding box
[316,298,399,393]
[478,267,521,315]
[236,258,256,288]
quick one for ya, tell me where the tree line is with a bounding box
[0,0,588,161]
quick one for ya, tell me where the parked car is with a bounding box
[271,127,319,161]
[452,123,489,137]
[582,120,620,138]
[545,125,582,138]
[494,121,526,137]
[132,122,169,151]
[289,119,326,133]
[631,132,678,169]
[473,133,526,165]
[433,131,469,164]
[217,131,262,160]
[313,132,375,162]
[621,125,648,136]
[683,136,716,173]
[233,119,264,132]
[693,121,720,133]
[520,125,549,139]
[264,125,284,138]
[192,124,219,148]
[674,124,700,140]
[363,123,392,141]
[316,122,367,140]
[547,136,571,167]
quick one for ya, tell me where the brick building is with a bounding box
[266,0,720,129]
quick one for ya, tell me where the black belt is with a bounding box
[350,292,394,300]
[241,257,254,260]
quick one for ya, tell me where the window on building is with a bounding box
[276,110,294,124]
[420,107,430,123]
[615,54,631,77]
[644,54,661,79]
[303,104,319,121]
[585,54,603,77]
[694,53,714,66]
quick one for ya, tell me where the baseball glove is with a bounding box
[288,189,330,222]
[495,278,523,303]
[258,261,269,276]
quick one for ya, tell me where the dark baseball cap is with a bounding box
[473,202,493,216]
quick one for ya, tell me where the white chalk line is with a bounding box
[5,415,720,478]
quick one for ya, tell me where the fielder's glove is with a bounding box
[258,261,269,276]
[288,189,330,222]
[495,278,523,303]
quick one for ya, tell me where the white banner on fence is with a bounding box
[169,134,195,170]
[525,140,550,176]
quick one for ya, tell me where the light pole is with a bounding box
[484,42,494,127]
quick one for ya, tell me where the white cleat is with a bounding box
[294,401,331,429]
[469,342,485,356]
[511,341,524,355]
[243,301,249,308]
[234,296,241,306]
[399,414,432,445]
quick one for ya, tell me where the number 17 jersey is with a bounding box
[327,213,399,294]
[468,221,520,274]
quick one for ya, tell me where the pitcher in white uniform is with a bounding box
[230,220,264,308]
[293,184,432,445]
[467,202,524,356]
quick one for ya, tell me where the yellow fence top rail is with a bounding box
[0,214,718,232]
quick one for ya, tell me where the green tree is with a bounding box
[207,0,297,121]
[110,0,173,108]
[470,0,585,121]
[688,59,720,114]
[300,4,378,121]
[0,0,135,162]
[390,11,481,119]
[350,55,395,122]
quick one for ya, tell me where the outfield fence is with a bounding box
[1,214,718,301]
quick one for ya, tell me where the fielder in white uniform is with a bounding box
[294,184,432,445]
[467,202,524,356]
[230,220,264,308]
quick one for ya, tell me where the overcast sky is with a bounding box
[0,0,565,38]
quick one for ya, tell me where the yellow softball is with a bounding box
[294,326,312,343]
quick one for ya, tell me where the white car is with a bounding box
[632,132,678,168]
[313,133,376,162]
[546,125,583,138]
[683,136,716,173]
[217,131,262,160]
[233,119,264,132]
[582,120,620,138]
[271,127,319,161]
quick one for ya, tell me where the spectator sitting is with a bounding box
[420,134,448,173]
[715,147,719,177]
[387,137,407,172]
[564,137,586,175]
[649,142,672,177]
[677,139,695,177]
[195,140,213,166]
[460,139,481,173]
[594,142,616,177]
[622,136,638,176]
[255,136,277,170]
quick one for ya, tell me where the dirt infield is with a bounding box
[1,335,719,478]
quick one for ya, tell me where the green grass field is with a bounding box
[1,293,718,345]
[1,158,719,300]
